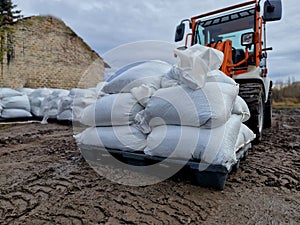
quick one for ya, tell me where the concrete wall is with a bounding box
[0,16,105,89]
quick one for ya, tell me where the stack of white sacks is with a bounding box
[57,88,98,122]
[0,87,98,123]
[76,45,256,169]
[28,88,54,118]
[0,88,32,119]
[40,89,70,123]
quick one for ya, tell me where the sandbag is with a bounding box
[71,89,98,121]
[161,68,236,89]
[144,115,242,169]
[0,88,23,99]
[130,85,155,107]
[41,89,69,123]
[1,109,32,118]
[102,60,172,94]
[139,82,238,131]
[235,124,256,150]
[17,88,35,95]
[57,109,72,121]
[28,88,53,117]
[80,93,143,127]
[69,88,97,98]
[57,96,74,121]
[171,45,224,89]
[1,95,31,111]
[75,126,147,152]
[232,96,251,122]
[206,70,237,85]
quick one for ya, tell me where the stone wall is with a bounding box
[0,16,105,89]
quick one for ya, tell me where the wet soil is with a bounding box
[0,109,299,224]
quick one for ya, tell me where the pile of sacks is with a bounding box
[76,45,255,169]
[57,88,98,122]
[33,88,98,123]
[0,87,98,123]
[0,88,32,119]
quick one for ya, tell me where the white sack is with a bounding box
[57,96,73,114]
[69,88,97,98]
[17,88,34,95]
[0,88,22,99]
[232,96,251,122]
[57,109,72,121]
[41,90,69,123]
[75,126,147,152]
[80,93,143,127]
[95,82,106,97]
[130,85,155,107]
[29,88,53,117]
[69,88,98,121]
[173,45,224,89]
[1,109,32,118]
[140,82,238,131]
[1,95,31,111]
[144,115,242,169]
[206,70,237,85]
[102,60,172,94]
[235,124,256,150]
[57,96,74,121]
[161,68,236,89]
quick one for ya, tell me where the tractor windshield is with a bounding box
[194,8,256,64]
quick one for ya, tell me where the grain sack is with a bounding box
[144,115,242,169]
[29,88,53,117]
[75,126,147,152]
[0,88,23,99]
[1,109,32,119]
[140,81,238,130]
[57,96,74,121]
[41,89,69,123]
[80,93,143,127]
[232,96,251,122]
[236,124,256,149]
[171,45,224,89]
[102,60,172,94]
[1,95,31,111]
[71,88,98,121]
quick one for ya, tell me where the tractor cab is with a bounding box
[175,0,282,78]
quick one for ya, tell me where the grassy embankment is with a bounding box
[272,82,300,109]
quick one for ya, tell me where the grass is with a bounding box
[0,123,18,130]
[273,101,300,109]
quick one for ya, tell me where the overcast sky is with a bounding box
[15,0,300,83]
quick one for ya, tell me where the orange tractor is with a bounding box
[175,0,282,141]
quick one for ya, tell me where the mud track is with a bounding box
[0,109,299,224]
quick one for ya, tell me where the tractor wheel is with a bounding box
[239,83,265,143]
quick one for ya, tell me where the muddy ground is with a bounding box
[0,108,299,225]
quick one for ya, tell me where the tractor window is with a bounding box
[194,8,256,64]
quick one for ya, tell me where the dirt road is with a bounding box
[0,109,299,224]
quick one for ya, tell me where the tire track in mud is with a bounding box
[0,109,299,224]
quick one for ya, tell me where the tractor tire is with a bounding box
[239,83,265,143]
[264,87,272,128]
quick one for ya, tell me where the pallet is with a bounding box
[78,143,252,190]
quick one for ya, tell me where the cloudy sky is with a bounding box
[15,0,299,83]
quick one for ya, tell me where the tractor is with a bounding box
[174,0,282,142]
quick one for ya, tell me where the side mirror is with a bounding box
[175,23,185,42]
[263,0,282,21]
[241,32,254,47]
